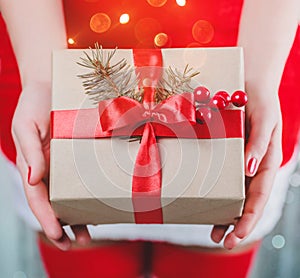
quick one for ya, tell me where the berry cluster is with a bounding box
[193,86,247,124]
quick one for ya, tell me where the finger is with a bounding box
[223,232,243,250]
[211,225,229,243]
[48,230,72,251]
[26,179,72,250]
[224,128,281,249]
[16,150,71,250]
[244,117,274,177]
[224,167,273,249]
[71,225,91,246]
[12,121,46,185]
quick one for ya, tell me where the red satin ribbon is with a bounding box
[132,122,163,223]
[132,48,163,222]
[51,108,244,139]
[98,93,196,132]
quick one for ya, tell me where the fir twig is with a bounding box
[77,43,142,103]
[155,65,200,103]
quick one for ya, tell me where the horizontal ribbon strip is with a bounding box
[51,108,245,140]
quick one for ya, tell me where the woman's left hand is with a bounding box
[211,89,283,249]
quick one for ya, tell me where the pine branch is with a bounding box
[155,65,200,103]
[77,43,142,103]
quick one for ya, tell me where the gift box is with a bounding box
[50,47,246,225]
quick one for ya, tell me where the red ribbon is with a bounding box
[51,108,244,139]
[98,93,196,132]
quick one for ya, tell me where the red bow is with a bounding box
[98,92,196,223]
[98,92,196,132]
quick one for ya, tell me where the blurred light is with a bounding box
[290,172,300,187]
[186,42,202,48]
[119,13,130,24]
[176,0,186,6]
[147,0,167,7]
[143,78,152,87]
[68,38,75,45]
[90,13,111,33]
[272,235,286,249]
[192,20,214,44]
[154,32,168,47]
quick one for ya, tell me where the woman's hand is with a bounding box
[211,89,283,249]
[12,82,91,250]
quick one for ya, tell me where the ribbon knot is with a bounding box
[142,110,168,123]
[98,93,196,133]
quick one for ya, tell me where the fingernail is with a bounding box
[247,157,257,175]
[27,166,32,184]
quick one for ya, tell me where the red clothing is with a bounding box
[1,1,299,165]
[0,15,21,163]
[38,239,260,278]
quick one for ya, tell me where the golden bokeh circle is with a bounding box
[154,33,169,47]
[147,0,168,8]
[119,13,130,24]
[68,38,75,45]
[176,0,186,6]
[192,20,214,44]
[90,13,111,33]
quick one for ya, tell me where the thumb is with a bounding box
[13,122,47,185]
[244,118,273,177]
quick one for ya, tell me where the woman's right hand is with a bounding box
[12,82,91,250]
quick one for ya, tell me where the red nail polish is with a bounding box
[27,166,31,184]
[247,158,257,175]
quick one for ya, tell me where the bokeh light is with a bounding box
[176,0,186,6]
[68,38,75,45]
[147,0,168,7]
[90,13,111,33]
[154,32,169,47]
[290,172,300,187]
[272,235,286,249]
[119,13,130,24]
[186,42,202,48]
[192,20,214,44]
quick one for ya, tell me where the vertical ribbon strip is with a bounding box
[132,49,163,223]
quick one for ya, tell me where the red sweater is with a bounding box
[1,0,299,165]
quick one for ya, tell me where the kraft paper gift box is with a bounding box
[50,47,246,226]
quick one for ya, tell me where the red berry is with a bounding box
[196,107,212,123]
[209,95,226,110]
[193,86,210,103]
[215,91,231,106]
[231,90,248,107]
